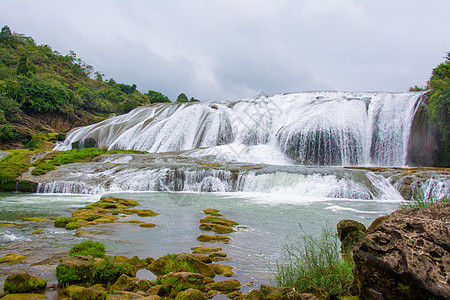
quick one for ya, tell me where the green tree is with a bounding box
[16,54,30,77]
[176,93,188,103]
[426,52,450,166]
[189,97,200,102]
[147,90,170,103]
[0,25,12,45]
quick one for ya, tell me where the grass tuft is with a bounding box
[401,189,449,209]
[69,240,106,258]
[274,225,354,296]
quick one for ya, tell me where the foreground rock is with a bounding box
[3,272,47,294]
[336,219,366,261]
[352,203,450,299]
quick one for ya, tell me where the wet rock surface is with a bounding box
[352,203,450,299]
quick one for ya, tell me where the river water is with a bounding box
[0,190,402,294]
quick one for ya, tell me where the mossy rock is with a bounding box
[244,289,262,299]
[0,253,26,264]
[175,288,207,300]
[202,208,222,216]
[159,272,206,297]
[191,247,222,254]
[111,274,136,292]
[205,279,241,292]
[65,285,86,298]
[32,229,43,234]
[56,255,94,285]
[90,214,119,223]
[196,234,230,243]
[199,223,235,234]
[98,197,139,207]
[139,222,157,228]
[0,223,16,227]
[366,215,389,232]
[337,219,367,260]
[148,254,215,278]
[65,220,83,230]
[0,294,48,299]
[204,290,219,299]
[71,284,107,300]
[123,220,144,224]
[22,217,50,222]
[136,279,154,291]
[3,272,47,294]
[199,216,238,227]
[54,216,75,227]
[190,254,212,264]
[208,263,235,277]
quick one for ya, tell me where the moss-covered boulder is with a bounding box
[65,285,85,298]
[175,288,207,300]
[202,208,222,216]
[259,284,302,299]
[0,253,26,264]
[0,294,48,299]
[336,219,366,261]
[199,216,238,227]
[196,234,230,243]
[71,284,107,300]
[244,289,263,299]
[3,272,47,294]
[205,279,241,292]
[199,223,235,234]
[191,247,222,254]
[208,263,235,277]
[147,254,215,278]
[139,222,156,228]
[159,272,206,298]
[54,216,75,228]
[55,255,94,285]
[110,274,136,292]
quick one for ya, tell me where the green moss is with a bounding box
[22,217,50,222]
[69,240,106,258]
[65,221,82,230]
[54,216,75,227]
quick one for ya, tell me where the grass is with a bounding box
[69,240,106,258]
[274,225,354,297]
[31,147,146,176]
[401,189,449,209]
[0,149,34,191]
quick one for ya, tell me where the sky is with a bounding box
[1,0,449,102]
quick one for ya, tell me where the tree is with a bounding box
[0,25,12,45]
[16,54,30,77]
[189,97,200,102]
[176,93,189,103]
[426,52,450,166]
[147,90,170,103]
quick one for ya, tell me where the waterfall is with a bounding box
[55,91,423,167]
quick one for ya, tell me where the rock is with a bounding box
[204,290,219,298]
[0,253,26,264]
[191,253,212,263]
[0,294,48,299]
[160,272,205,292]
[208,263,235,277]
[196,234,230,243]
[56,255,94,284]
[65,285,85,298]
[202,208,222,216]
[139,222,156,228]
[22,217,50,222]
[352,203,450,300]
[244,289,262,299]
[111,274,136,292]
[32,229,43,234]
[227,290,242,299]
[336,219,366,260]
[110,291,145,299]
[191,247,222,254]
[147,254,215,278]
[199,216,238,227]
[136,279,154,291]
[175,288,206,300]
[3,272,47,294]
[140,296,161,300]
[206,279,241,292]
[199,223,235,234]
[71,284,107,300]
[54,216,75,227]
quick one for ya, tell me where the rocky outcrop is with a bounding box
[352,203,450,299]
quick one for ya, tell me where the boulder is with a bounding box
[205,279,241,292]
[196,234,230,243]
[191,247,222,254]
[336,219,366,261]
[55,255,94,285]
[3,272,47,294]
[352,203,450,299]
[208,263,235,277]
[0,253,26,264]
[110,274,136,292]
[71,284,107,300]
[147,254,215,278]
[174,288,206,300]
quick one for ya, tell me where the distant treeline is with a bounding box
[0,25,198,144]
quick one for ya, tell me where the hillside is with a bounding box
[0,25,171,149]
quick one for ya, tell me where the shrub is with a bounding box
[69,240,106,258]
[55,266,81,287]
[274,225,354,296]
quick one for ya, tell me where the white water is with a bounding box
[55,91,424,167]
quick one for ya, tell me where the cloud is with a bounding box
[1,0,449,100]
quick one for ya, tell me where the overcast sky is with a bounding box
[1,0,449,101]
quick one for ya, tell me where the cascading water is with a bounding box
[55,91,424,167]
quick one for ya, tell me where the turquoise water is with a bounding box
[0,191,402,292]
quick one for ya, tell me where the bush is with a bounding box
[69,240,106,258]
[274,225,354,296]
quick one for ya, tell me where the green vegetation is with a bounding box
[0,25,201,147]
[69,240,106,258]
[163,253,195,274]
[423,52,450,166]
[274,225,354,297]
[401,189,449,209]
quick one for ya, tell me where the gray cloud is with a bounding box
[1,0,449,101]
